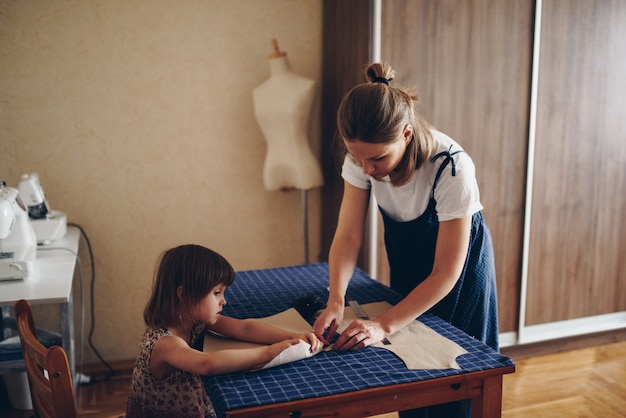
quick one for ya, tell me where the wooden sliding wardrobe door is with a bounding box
[320,0,626,345]
[525,0,626,325]
[379,0,535,334]
[320,0,373,265]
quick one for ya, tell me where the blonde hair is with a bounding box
[336,63,435,186]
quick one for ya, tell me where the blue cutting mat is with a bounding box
[203,263,514,417]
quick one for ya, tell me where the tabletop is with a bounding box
[203,263,514,417]
[0,226,80,306]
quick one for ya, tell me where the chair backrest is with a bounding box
[14,299,77,418]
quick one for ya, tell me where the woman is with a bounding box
[313,63,498,417]
[315,60,498,358]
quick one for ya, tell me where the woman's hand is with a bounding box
[313,302,345,345]
[333,319,387,351]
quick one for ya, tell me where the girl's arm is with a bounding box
[151,333,300,377]
[151,316,322,378]
[210,315,321,351]
[333,215,471,350]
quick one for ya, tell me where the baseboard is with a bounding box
[501,327,626,360]
[519,311,626,344]
[498,311,626,359]
[80,359,135,379]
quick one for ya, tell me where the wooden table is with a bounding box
[203,263,515,418]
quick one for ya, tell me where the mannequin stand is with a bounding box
[302,190,309,264]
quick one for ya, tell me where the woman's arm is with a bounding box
[333,215,472,350]
[313,182,370,343]
[379,216,471,333]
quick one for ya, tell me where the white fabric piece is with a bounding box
[261,340,314,369]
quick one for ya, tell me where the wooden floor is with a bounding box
[501,340,626,418]
[1,340,625,417]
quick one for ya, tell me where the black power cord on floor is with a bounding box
[67,222,115,382]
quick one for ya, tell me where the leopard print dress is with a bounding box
[126,323,216,417]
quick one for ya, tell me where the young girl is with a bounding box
[126,244,322,418]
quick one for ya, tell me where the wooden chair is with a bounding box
[14,299,77,418]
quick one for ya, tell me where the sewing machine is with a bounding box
[0,184,37,281]
[17,173,66,245]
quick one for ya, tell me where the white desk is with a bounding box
[0,226,80,375]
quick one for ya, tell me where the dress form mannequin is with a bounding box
[253,40,324,191]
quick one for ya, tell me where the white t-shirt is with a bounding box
[341,130,483,222]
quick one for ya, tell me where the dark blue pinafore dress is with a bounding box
[382,148,499,418]
[380,148,499,351]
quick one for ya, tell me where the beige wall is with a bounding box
[0,0,323,363]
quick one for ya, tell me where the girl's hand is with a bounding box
[313,302,345,345]
[297,331,323,352]
[333,319,387,351]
